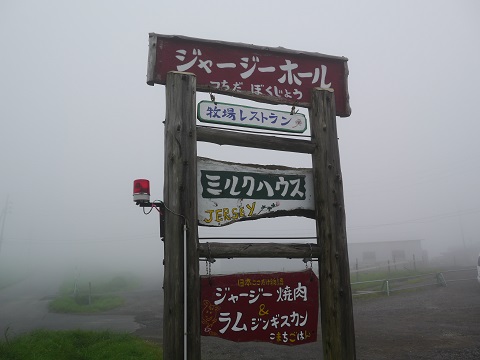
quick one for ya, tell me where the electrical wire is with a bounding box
[199,236,317,240]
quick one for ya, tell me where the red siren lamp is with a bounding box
[133,179,150,203]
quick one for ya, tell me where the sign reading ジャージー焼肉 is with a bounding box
[197,157,314,226]
[147,34,351,117]
[197,101,307,133]
[201,269,319,345]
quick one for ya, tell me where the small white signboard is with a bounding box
[197,101,307,133]
[198,157,314,226]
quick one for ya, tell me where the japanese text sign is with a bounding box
[197,101,307,133]
[201,269,319,345]
[147,34,351,116]
[198,157,315,226]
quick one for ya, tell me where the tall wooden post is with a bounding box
[310,88,356,359]
[164,71,200,359]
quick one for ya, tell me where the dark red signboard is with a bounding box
[147,34,351,117]
[201,269,319,346]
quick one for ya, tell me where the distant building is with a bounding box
[348,239,426,270]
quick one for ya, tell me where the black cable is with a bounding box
[199,236,317,240]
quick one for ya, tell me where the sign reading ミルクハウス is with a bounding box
[197,157,314,226]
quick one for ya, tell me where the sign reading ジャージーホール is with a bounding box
[197,157,315,226]
[147,34,351,117]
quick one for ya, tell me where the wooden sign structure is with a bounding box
[147,34,356,360]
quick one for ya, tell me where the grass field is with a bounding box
[48,294,125,313]
[350,268,441,295]
[49,274,138,313]
[0,330,163,360]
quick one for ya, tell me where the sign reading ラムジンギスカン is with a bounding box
[147,34,351,116]
[197,157,315,226]
[201,269,319,345]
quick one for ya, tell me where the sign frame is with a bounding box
[154,67,356,359]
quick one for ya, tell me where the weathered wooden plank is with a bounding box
[147,35,157,87]
[164,71,200,360]
[196,126,315,153]
[310,88,356,359]
[197,157,315,226]
[198,242,320,259]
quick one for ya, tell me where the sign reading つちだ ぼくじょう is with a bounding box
[147,34,350,116]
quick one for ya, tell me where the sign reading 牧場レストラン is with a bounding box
[201,269,319,345]
[147,34,351,117]
[197,101,307,133]
[198,157,314,226]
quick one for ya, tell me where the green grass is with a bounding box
[49,294,124,313]
[49,274,139,313]
[59,274,140,296]
[0,330,162,360]
[350,268,439,295]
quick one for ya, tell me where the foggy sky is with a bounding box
[1,0,479,275]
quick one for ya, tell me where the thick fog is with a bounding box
[1,1,479,284]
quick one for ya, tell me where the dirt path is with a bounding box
[2,270,478,359]
[134,269,480,359]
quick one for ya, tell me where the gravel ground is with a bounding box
[131,268,480,359]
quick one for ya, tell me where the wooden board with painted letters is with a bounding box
[197,101,307,133]
[147,34,351,116]
[198,157,314,226]
[201,269,319,345]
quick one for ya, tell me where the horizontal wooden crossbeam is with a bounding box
[196,126,315,154]
[198,242,320,259]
